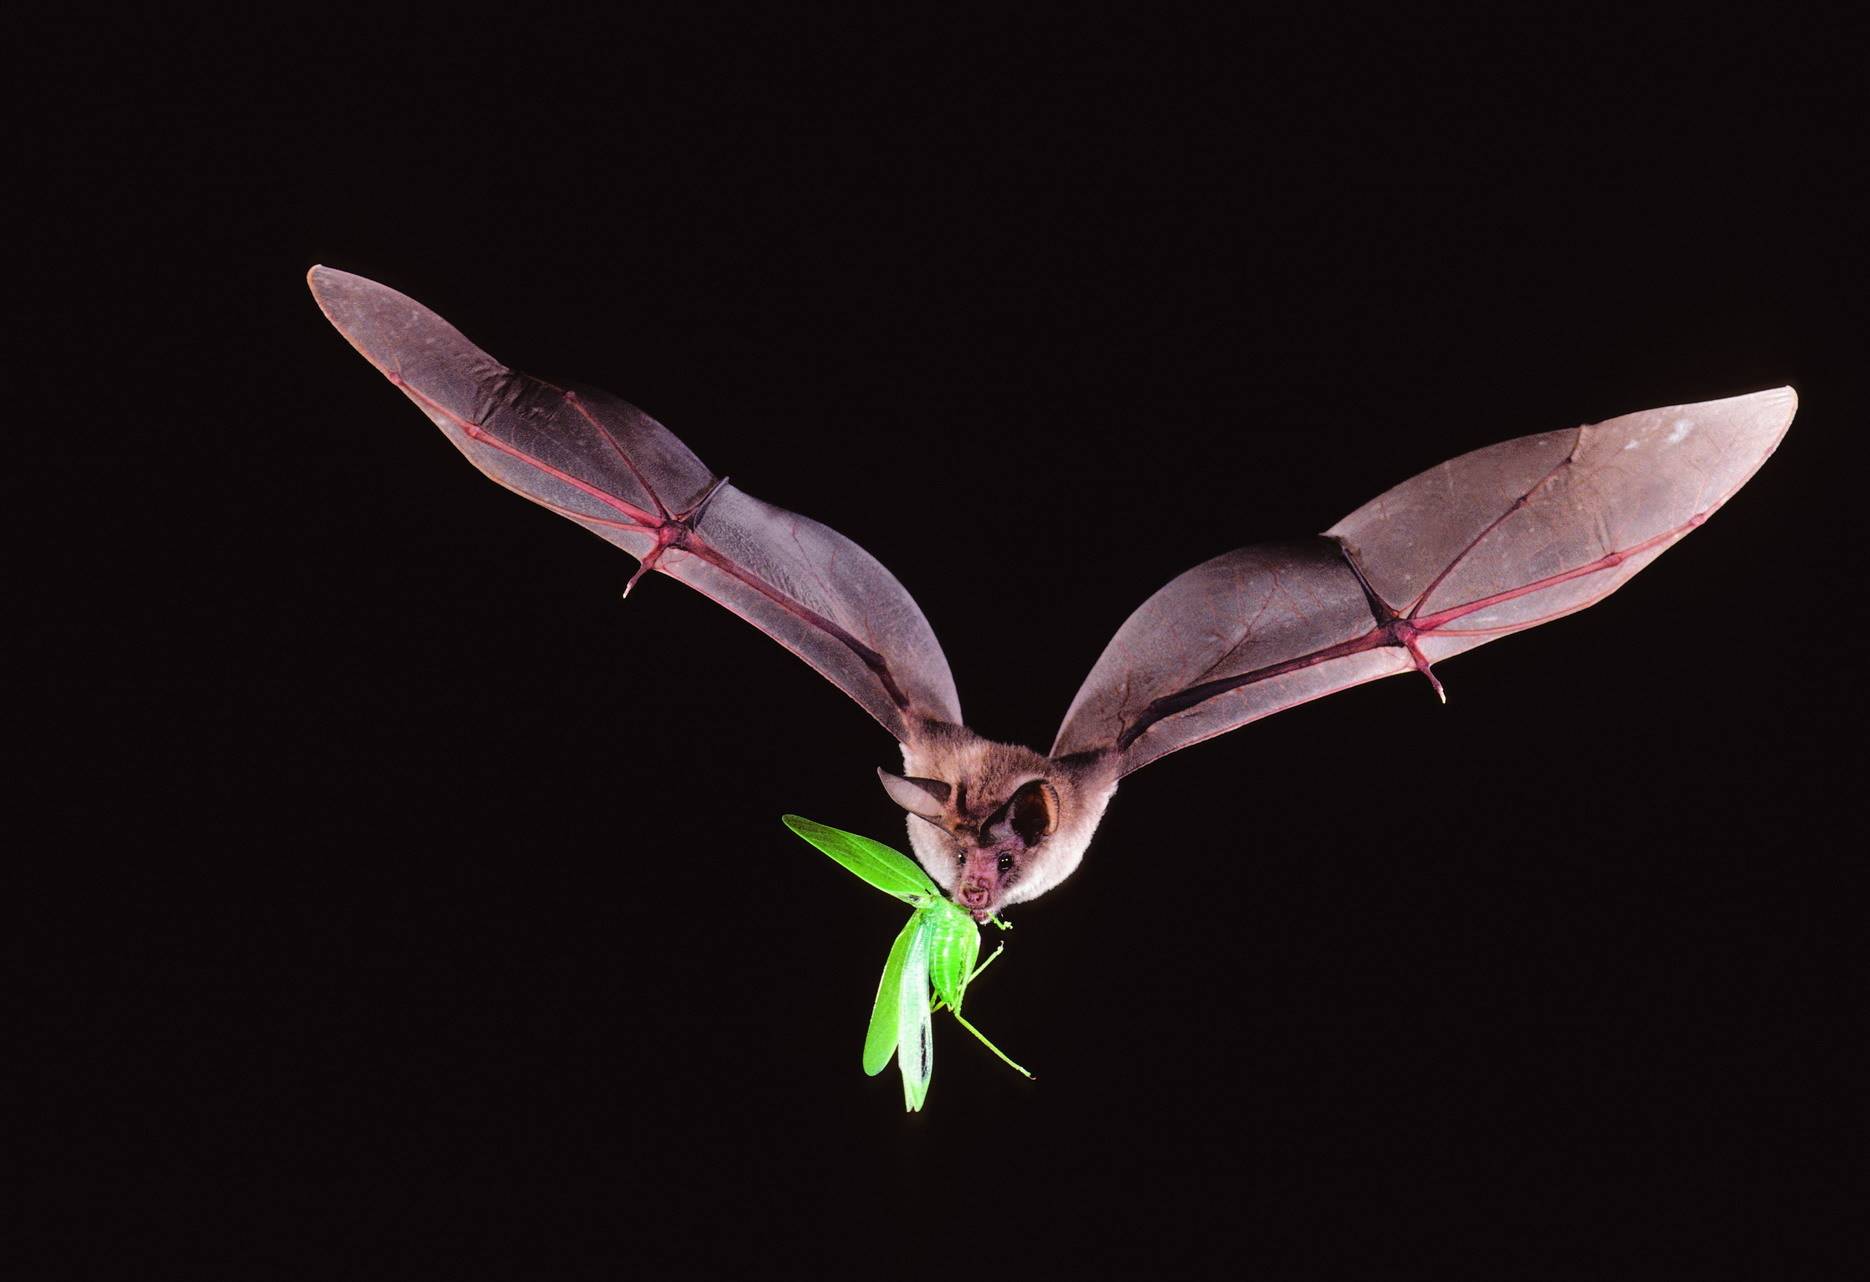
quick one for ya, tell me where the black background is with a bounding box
[23,9,1862,1276]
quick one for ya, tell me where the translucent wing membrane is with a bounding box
[308,267,961,740]
[1055,389,1795,774]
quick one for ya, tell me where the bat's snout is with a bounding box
[957,879,996,915]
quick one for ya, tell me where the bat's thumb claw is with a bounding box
[1405,639,1446,703]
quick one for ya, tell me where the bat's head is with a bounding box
[882,731,1118,921]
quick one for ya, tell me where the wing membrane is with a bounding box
[1055,389,1795,774]
[308,266,961,739]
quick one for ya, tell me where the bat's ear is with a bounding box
[878,768,951,820]
[1007,780,1059,845]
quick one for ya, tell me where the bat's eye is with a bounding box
[997,852,1014,875]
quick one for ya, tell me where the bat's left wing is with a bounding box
[308,267,961,741]
[1052,389,1795,776]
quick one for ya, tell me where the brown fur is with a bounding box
[893,721,1120,917]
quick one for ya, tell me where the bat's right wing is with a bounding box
[308,267,961,741]
[1052,389,1795,776]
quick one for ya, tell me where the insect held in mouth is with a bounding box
[784,815,1031,1111]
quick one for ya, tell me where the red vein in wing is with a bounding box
[530,497,656,533]
[1425,584,1626,637]
[1117,625,1392,748]
[1118,656,1410,772]
[1404,436,1578,618]
[1120,507,1707,752]
[679,537,912,712]
[385,369,914,717]
[389,372,664,529]
[560,387,672,520]
[1410,517,1695,631]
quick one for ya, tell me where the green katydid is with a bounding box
[783,815,1033,1110]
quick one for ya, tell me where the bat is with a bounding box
[307,266,1795,924]
[784,815,1031,1110]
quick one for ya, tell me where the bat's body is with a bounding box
[308,267,1795,920]
[896,723,1118,915]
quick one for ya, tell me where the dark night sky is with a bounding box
[23,10,1862,1276]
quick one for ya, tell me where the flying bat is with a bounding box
[307,266,1794,921]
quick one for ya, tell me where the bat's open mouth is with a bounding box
[957,883,995,915]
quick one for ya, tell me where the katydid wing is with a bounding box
[863,913,916,1078]
[895,922,934,1112]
